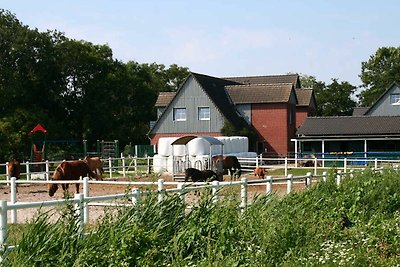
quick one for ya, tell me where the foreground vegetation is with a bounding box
[3,168,400,266]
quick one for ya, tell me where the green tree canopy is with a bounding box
[300,75,357,116]
[358,46,400,107]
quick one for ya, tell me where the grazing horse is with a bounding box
[8,159,20,179]
[253,166,267,179]
[49,160,102,197]
[212,155,242,181]
[83,156,104,177]
[184,168,221,182]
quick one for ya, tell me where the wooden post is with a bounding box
[25,161,30,181]
[158,179,165,203]
[122,156,126,177]
[322,171,327,182]
[177,183,185,204]
[0,200,7,246]
[108,157,112,179]
[266,175,273,194]
[10,177,17,224]
[45,160,50,180]
[212,180,219,203]
[287,174,293,194]
[306,172,312,188]
[336,170,342,186]
[131,188,141,205]
[74,194,84,236]
[83,177,89,224]
[240,178,248,213]
[284,157,288,177]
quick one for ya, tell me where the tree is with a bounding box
[300,75,356,116]
[358,47,400,107]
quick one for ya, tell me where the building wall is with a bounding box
[151,76,225,134]
[367,84,400,116]
[251,103,294,156]
[296,107,311,129]
[236,104,251,124]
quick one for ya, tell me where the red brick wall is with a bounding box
[296,108,309,129]
[150,132,222,149]
[252,103,296,156]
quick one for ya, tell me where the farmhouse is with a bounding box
[294,82,400,161]
[149,72,316,156]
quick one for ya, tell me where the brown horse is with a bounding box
[253,166,267,179]
[8,159,21,179]
[212,155,242,181]
[83,156,104,177]
[184,168,222,182]
[49,160,102,197]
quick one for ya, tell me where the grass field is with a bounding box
[2,167,400,266]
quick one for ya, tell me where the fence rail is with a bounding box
[0,164,388,254]
[2,155,400,181]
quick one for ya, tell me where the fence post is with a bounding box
[177,183,185,204]
[131,188,141,205]
[287,174,293,194]
[10,177,17,224]
[266,175,273,194]
[336,170,342,186]
[5,162,9,180]
[122,156,126,177]
[158,179,165,203]
[375,158,378,169]
[45,160,49,180]
[322,171,327,182]
[74,193,84,236]
[240,178,248,212]
[306,172,312,188]
[134,156,138,174]
[26,161,31,181]
[314,157,318,176]
[147,156,151,174]
[0,200,7,246]
[284,157,288,177]
[344,158,347,174]
[108,157,112,179]
[212,180,219,203]
[83,177,89,224]
[350,169,354,179]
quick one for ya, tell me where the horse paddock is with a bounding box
[0,173,307,224]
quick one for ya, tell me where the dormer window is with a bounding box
[390,94,400,105]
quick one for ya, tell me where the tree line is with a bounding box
[0,10,189,162]
[2,9,400,162]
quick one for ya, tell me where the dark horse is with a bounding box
[49,160,102,197]
[212,155,242,181]
[8,159,20,179]
[184,168,221,182]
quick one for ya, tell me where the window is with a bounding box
[173,108,186,121]
[390,94,400,105]
[198,107,210,120]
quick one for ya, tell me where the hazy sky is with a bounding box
[2,0,400,86]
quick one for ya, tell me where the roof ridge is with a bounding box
[226,83,293,88]
[223,73,299,79]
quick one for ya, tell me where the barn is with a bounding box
[149,72,316,157]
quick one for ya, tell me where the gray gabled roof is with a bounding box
[224,74,301,88]
[225,83,294,104]
[191,72,247,129]
[297,116,400,137]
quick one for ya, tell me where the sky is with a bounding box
[2,0,400,87]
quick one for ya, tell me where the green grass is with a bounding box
[3,167,400,266]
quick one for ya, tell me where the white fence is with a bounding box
[2,155,399,181]
[1,165,386,252]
